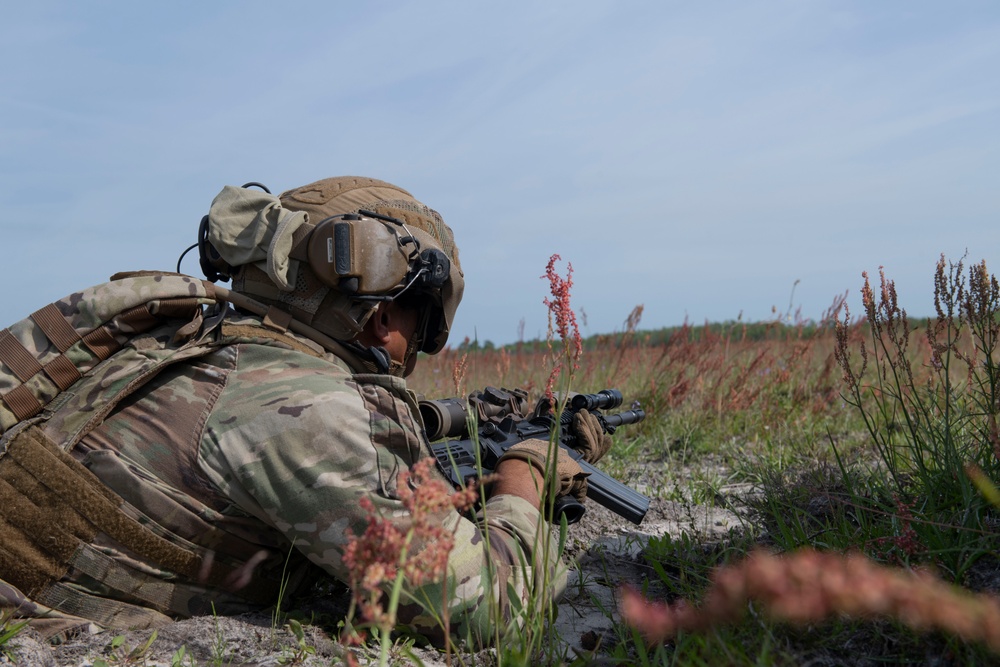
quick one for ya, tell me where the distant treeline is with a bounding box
[453,316,937,352]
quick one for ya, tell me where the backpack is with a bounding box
[0,272,220,437]
[0,271,312,636]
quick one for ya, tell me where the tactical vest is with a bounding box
[0,272,328,637]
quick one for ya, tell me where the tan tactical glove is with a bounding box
[571,410,613,464]
[498,439,590,501]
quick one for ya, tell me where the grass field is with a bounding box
[8,255,999,666]
[403,254,1000,665]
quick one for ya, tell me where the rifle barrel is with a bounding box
[602,408,646,429]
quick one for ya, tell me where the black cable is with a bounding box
[176,242,198,273]
[241,182,271,193]
[176,181,269,276]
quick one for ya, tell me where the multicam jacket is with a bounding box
[0,285,564,645]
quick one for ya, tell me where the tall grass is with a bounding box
[0,609,28,660]
[402,254,1000,664]
[831,256,1000,579]
[413,293,856,481]
[607,255,1000,664]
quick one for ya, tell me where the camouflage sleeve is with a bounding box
[196,343,565,645]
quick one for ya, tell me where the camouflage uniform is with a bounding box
[0,305,564,646]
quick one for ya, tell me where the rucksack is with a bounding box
[0,271,325,637]
[0,272,220,437]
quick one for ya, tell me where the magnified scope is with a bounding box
[570,389,623,412]
[419,397,467,441]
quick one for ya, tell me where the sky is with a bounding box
[2,2,998,346]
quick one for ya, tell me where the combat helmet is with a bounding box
[202,176,464,356]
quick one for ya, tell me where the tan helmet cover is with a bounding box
[216,177,463,353]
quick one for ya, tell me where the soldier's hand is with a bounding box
[571,410,613,464]
[498,439,590,501]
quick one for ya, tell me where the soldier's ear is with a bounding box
[367,303,392,345]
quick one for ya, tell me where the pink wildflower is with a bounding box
[452,346,469,395]
[342,457,480,628]
[620,548,1000,653]
[541,254,584,407]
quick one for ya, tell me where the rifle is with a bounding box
[421,387,650,525]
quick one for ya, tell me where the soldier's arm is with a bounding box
[196,347,564,646]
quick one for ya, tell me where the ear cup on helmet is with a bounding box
[304,215,414,296]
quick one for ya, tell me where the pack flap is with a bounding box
[0,273,219,433]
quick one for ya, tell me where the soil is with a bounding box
[1,469,745,667]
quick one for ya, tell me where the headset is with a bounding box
[178,183,451,304]
[301,208,451,301]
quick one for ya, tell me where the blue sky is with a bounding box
[2,2,998,346]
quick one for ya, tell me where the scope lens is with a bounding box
[571,389,623,411]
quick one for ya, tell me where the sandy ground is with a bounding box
[2,490,741,666]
